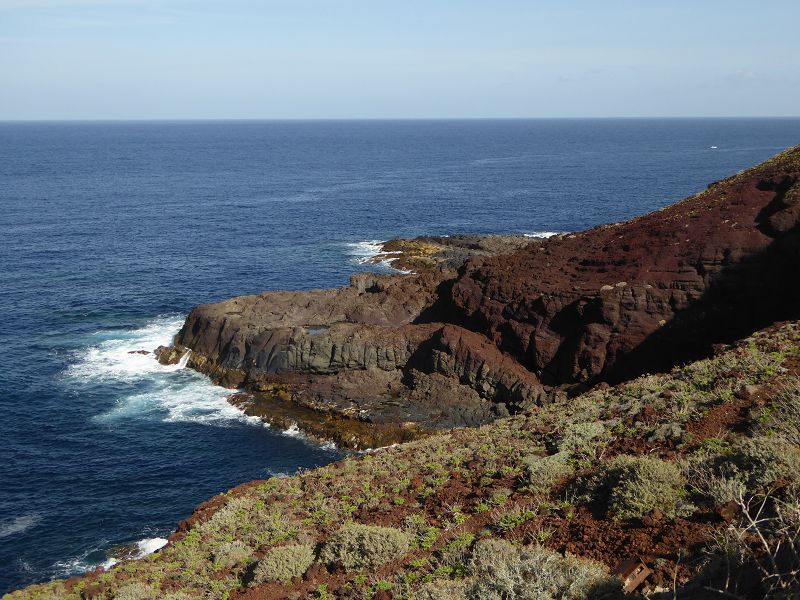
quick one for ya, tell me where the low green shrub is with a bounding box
[319,523,411,571]
[592,455,688,520]
[438,532,476,567]
[766,379,800,446]
[557,422,609,456]
[113,582,159,600]
[212,539,252,570]
[690,431,800,506]
[522,452,574,492]
[251,543,315,585]
[465,538,621,599]
[731,435,800,491]
[412,578,469,599]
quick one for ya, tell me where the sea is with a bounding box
[1,118,799,594]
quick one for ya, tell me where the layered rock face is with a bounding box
[158,146,800,447]
[158,257,549,447]
[452,147,800,385]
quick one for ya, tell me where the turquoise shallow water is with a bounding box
[1,118,799,593]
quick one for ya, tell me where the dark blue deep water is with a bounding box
[1,119,799,593]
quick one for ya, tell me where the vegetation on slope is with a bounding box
[7,321,800,600]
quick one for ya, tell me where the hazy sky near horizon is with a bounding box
[1,0,799,120]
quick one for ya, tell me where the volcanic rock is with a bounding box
[156,146,800,447]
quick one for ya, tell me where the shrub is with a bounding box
[595,455,688,520]
[319,523,411,571]
[766,378,800,446]
[114,582,159,600]
[730,435,800,492]
[689,462,747,507]
[251,543,315,585]
[438,532,476,567]
[465,538,621,599]
[212,539,252,569]
[523,452,574,492]
[413,578,469,600]
[701,488,800,598]
[557,422,609,456]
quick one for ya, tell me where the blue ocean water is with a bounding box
[1,118,799,593]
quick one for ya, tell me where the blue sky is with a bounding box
[1,0,798,119]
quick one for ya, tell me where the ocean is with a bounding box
[1,118,799,593]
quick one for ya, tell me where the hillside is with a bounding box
[8,320,800,599]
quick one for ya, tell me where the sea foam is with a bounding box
[52,536,169,577]
[0,514,41,539]
[345,240,412,274]
[523,231,561,239]
[64,316,264,428]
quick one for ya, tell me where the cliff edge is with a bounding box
[157,146,800,448]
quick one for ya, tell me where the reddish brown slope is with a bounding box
[452,146,800,385]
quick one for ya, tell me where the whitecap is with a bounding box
[345,240,386,265]
[65,315,185,382]
[0,513,41,538]
[96,373,267,428]
[52,535,169,577]
[282,423,301,437]
[523,231,561,239]
[103,536,168,569]
[51,543,109,578]
[64,315,266,428]
[136,537,168,555]
[345,240,413,274]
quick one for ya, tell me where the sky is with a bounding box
[0,0,798,120]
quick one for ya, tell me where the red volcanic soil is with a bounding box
[452,148,800,385]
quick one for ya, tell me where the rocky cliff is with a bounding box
[452,146,800,385]
[157,146,800,448]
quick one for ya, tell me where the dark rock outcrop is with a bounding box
[157,146,800,447]
[156,245,546,447]
[452,147,800,385]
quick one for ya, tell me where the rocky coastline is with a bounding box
[156,146,800,449]
[9,145,800,600]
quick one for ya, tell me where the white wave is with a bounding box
[65,315,185,382]
[64,315,265,428]
[345,240,413,274]
[102,537,169,569]
[276,422,338,452]
[136,536,168,556]
[176,349,192,368]
[52,535,169,577]
[51,542,110,578]
[0,513,41,538]
[282,423,301,437]
[97,374,266,428]
[345,240,386,265]
[523,231,561,239]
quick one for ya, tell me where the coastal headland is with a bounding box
[8,146,800,599]
[157,146,800,449]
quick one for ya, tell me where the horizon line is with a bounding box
[2,115,800,124]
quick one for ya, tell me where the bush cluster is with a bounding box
[557,422,609,456]
[251,543,315,585]
[731,435,800,491]
[591,455,688,520]
[523,452,574,492]
[113,582,159,600]
[465,538,621,599]
[319,523,411,571]
[212,539,252,570]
